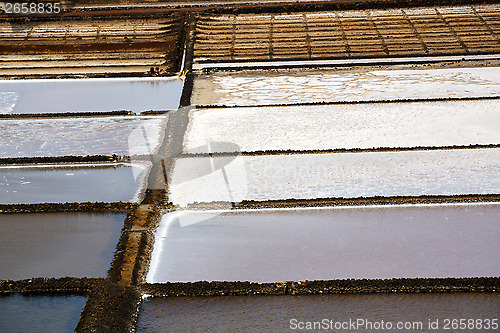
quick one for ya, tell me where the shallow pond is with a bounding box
[147,204,499,283]
[0,77,183,114]
[0,294,86,333]
[185,100,500,152]
[0,213,125,280]
[0,163,148,204]
[137,293,500,332]
[0,116,167,158]
[192,67,500,106]
[170,148,500,206]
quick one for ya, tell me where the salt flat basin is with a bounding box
[0,163,149,204]
[192,67,500,106]
[0,213,125,280]
[170,148,500,206]
[185,100,500,152]
[137,293,500,333]
[0,294,86,333]
[0,116,167,158]
[0,77,183,114]
[147,204,500,283]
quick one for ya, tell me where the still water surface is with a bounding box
[0,294,86,333]
[0,77,183,114]
[0,213,125,280]
[0,163,147,204]
[137,293,500,332]
[148,204,500,283]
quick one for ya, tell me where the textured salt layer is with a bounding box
[0,116,167,158]
[192,67,500,106]
[185,100,500,152]
[170,149,500,206]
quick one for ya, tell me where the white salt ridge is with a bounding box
[185,100,500,152]
[170,148,500,206]
[192,67,500,106]
[0,116,166,158]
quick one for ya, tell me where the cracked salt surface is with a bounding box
[192,67,500,106]
[185,100,500,152]
[170,148,500,206]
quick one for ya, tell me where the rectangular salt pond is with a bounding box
[170,148,500,206]
[137,293,500,332]
[0,213,125,280]
[0,116,167,158]
[0,163,149,204]
[192,67,500,105]
[147,204,500,283]
[0,77,183,114]
[185,100,500,152]
[0,294,86,333]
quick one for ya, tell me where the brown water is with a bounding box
[0,294,86,333]
[0,163,146,204]
[137,293,500,332]
[148,204,500,283]
[0,213,125,280]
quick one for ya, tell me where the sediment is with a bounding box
[0,111,135,119]
[0,277,100,295]
[196,96,500,109]
[142,277,500,297]
[184,194,500,210]
[180,144,500,159]
[0,155,127,166]
[75,279,141,333]
[0,202,135,214]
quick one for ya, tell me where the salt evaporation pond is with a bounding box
[0,294,86,333]
[186,100,500,152]
[192,66,500,105]
[0,116,167,158]
[0,213,125,280]
[147,204,499,283]
[137,293,500,332]
[0,77,183,114]
[0,163,148,204]
[170,148,500,206]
